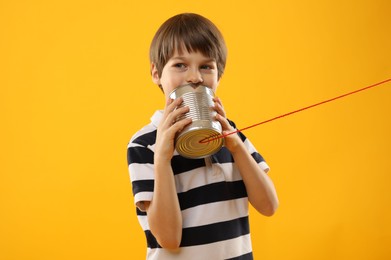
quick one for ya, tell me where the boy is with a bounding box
[127,13,279,259]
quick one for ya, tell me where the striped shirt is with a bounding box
[127,110,270,259]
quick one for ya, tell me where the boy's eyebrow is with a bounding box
[171,56,216,63]
[202,58,216,63]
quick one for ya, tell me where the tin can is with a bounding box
[169,85,224,159]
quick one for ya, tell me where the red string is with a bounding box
[199,78,391,144]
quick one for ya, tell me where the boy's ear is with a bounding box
[151,63,161,85]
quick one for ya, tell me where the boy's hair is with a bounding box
[150,13,227,80]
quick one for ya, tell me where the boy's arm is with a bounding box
[145,97,192,249]
[229,139,279,216]
[214,98,279,216]
[144,159,182,249]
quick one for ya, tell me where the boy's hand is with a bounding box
[155,97,192,162]
[213,97,243,153]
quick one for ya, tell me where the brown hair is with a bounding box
[150,13,227,79]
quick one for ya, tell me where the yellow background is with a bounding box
[1,1,391,259]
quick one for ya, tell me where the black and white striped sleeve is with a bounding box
[127,134,156,211]
[228,119,270,173]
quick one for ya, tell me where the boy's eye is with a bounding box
[174,63,186,69]
[200,64,215,70]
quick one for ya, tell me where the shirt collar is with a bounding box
[151,110,163,128]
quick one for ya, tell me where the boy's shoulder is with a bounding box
[128,111,161,147]
[129,124,156,148]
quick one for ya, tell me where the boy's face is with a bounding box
[152,49,220,99]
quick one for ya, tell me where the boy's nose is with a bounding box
[186,69,203,84]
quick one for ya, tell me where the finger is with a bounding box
[162,97,183,120]
[167,105,190,125]
[165,97,174,106]
[171,117,192,132]
[213,97,226,118]
[162,105,189,129]
[213,96,222,105]
[215,113,233,131]
[163,110,192,138]
[166,97,183,110]
[213,96,225,108]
